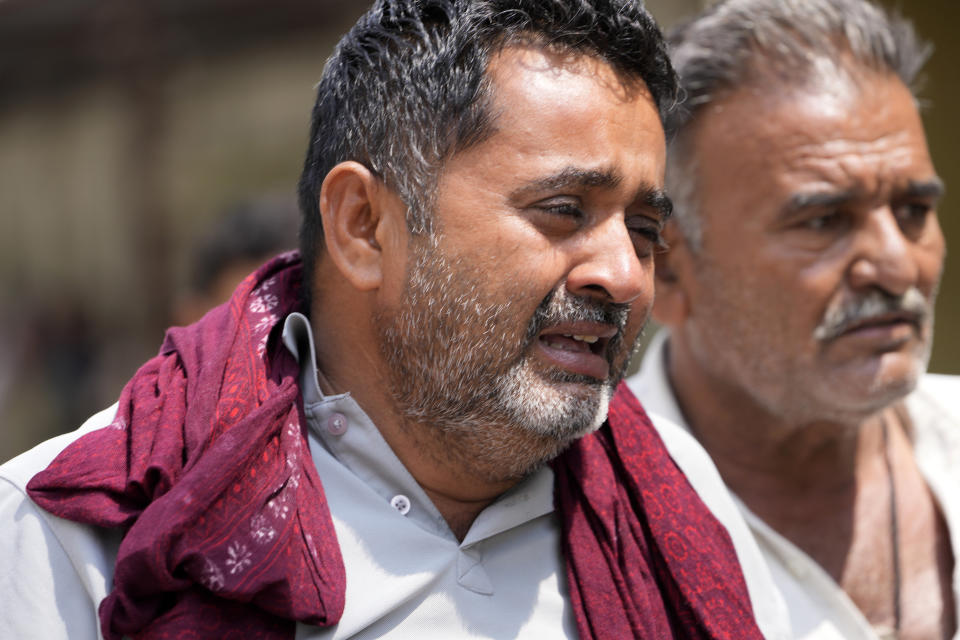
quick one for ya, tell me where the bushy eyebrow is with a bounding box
[782,177,945,218]
[782,189,857,215]
[513,166,622,195]
[644,189,673,220]
[510,165,672,218]
[906,177,945,200]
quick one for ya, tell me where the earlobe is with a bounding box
[319,162,387,291]
[652,223,691,327]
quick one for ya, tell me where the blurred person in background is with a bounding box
[0,1,768,638]
[174,194,300,325]
[628,0,958,638]
[0,197,298,461]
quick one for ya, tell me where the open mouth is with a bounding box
[536,324,618,380]
[540,333,605,354]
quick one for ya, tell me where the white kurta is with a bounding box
[0,313,575,640]
[627,330,960,640]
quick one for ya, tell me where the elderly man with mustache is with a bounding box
[627,0,959,638]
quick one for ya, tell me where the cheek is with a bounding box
[770,266,840,335]
[627,288,655,339]
[637,268,656,314]
[694,256,809,340]
[917,230,946,292]
[378,250,413,308]
[453,215,559,268]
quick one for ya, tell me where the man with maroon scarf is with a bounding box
[0,1,767,638]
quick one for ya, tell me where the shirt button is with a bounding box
[326,413,348,436]
[390,494,411,515]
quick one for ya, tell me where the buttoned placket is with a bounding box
[282,312,557,597]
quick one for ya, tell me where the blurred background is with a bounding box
[0,0,957,460]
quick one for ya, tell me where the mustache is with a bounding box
[524,288,630,348]
[813,287,929,342]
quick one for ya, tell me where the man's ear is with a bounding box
[652,222,693,327]
[319,161,393,292]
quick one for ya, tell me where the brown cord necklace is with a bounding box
[876,418,902,640]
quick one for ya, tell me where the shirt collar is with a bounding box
[627,329,689,430]
[281,311,556,544]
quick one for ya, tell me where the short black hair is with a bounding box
[297,0,676,307]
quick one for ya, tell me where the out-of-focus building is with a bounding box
[0,0,956,459]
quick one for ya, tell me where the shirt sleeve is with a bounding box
[0,406,122,640]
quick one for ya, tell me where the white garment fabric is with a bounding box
[627,330,960,640]
[0,313,576,639]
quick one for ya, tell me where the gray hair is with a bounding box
[665,0,931,250]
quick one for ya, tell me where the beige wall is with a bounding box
[0,20,365,457]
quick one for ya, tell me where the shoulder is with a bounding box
[0,405,122,640]
[615,397,793,640]
[1,404,120,492]
[915,373,960,414]
[909,373,960,435]
[625,330,687,425]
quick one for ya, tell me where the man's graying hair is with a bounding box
[665,0,931,250]
[297,0,677,306]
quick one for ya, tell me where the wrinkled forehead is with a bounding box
[688,69,934,202]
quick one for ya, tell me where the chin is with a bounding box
[865,366,922,406]
[814,356,924,423]
[499,360,613,443]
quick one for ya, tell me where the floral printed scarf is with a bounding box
[28,253,762,639]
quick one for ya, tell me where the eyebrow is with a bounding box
[513,166,622,195]
[783,189,857,215]
[906,177,945,200]
[782,177,946,218]
[645,189,674,220]
[510,166,673,218]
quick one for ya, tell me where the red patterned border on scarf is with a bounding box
[28,252,763,639]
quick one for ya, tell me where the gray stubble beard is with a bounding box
[374,237,633,483]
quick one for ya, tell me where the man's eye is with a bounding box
[893,201,934,239]
[628,223,666,255]
[631,226,664,245]
[802,211,843,231]
[542,203,584,219]
[895,202,931,224]
[529,200,585,234]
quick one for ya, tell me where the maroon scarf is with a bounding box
[28,253,762,639]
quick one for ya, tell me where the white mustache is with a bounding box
[813,287,929,342]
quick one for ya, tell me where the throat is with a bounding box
[421,488,497,542]
[379,414,557,541]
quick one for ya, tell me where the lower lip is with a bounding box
[835,321,918,348]
[535,339,610,379]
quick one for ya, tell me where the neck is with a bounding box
[666,342,882,496]
[665,337,956,635]
[664,336,912,576]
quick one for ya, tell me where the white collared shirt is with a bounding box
[0,312,575,639]
[627,330,960,640]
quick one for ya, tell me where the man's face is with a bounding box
[375,45,667,472]
[670,72,945,425]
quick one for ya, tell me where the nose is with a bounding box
[565,218,649,305]
[847,207,919,296]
